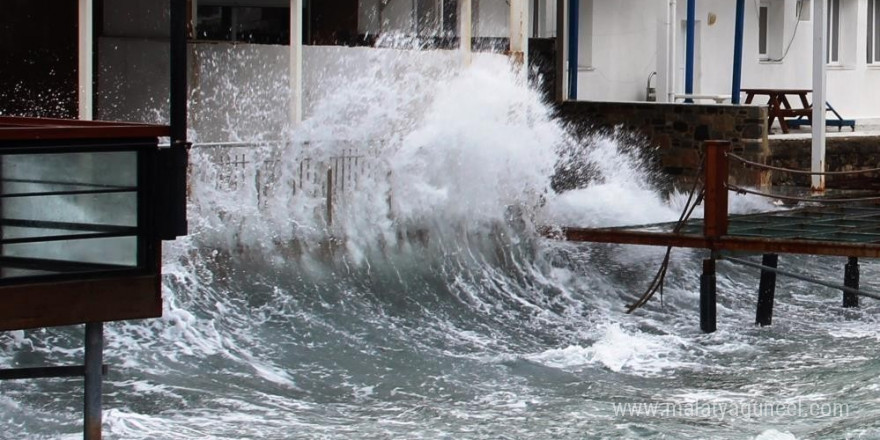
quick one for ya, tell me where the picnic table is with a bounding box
[742,88,812,134]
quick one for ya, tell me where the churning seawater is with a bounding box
[2,49,880,440]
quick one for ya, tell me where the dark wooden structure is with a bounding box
[0,117,170,331]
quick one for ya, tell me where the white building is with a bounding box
[564,0,880,119]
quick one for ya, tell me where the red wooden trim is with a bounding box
[0,117,169,141]
[558,228,880,258]
[0,275,162,331]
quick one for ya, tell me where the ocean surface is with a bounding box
[2,51,879,440]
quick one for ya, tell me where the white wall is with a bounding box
[574,0,666,102]
[574,0,880,118]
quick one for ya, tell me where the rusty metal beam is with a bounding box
[557,227,880,258]
[704,141,729,239]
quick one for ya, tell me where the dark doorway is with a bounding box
[0,1,78,118]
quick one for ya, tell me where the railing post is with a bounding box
[844,256,859,308]
[704,141,730,239]
[756,253,778,326]
[700,258,717,333]
[84,322,103,440]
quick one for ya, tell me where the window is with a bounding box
[827,0,840,63]
[756,0,783,61]
[759,4,769,59]
[196,6,291,44]
[870,0,880,63]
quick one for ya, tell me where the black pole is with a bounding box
[756,253,778,326]
[161,0,189,239]
[844,256,859,308]
[84,322,103,440]
[700,258,717,333]
[170,0,187,145]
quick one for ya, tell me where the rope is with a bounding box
[727,152,880,176]
[727,183,880,203]
[724,256,880,301]
[626,160,705,314]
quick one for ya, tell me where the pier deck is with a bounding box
[559,204,880,258]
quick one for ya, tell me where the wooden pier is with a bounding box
[551,141,880,332]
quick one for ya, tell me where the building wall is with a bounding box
[571,0,880,119]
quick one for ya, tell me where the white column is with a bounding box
[668,0,677,102]
[811,0,827,192]
[509,0,529,68]
[290,0,304,127]
[460,0,473,65]
[78,0,94,120]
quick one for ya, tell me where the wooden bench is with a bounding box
[785,102,856,132]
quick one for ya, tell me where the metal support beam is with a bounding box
[290,0,304,127]
[811,0,827,192]
[78,0,94,120]
[509,0,529,68]
[460,0,473,66]
[0,365,107,381]
[162,0,190,240]
[756,253,778,326]
[684,0,695,102]
[844,257,859,308]
[84,322,103,440]
[701,258,717,333]
[731,0,745,104]
[567,0,579,99]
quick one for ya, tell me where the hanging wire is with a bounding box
[727,183,880,203]
[626,157,705,313]
[728,152,880,176]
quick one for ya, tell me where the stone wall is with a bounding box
[555,101,769,188]
[769,137,880,188]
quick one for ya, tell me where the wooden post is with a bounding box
[844,256,859,308]
[700,258,717,333]
[703,141,730,239]
[755,253,778,326]
[326,167,333,227]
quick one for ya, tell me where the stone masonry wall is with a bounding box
[769,137,880,188]
[555,101,770,188]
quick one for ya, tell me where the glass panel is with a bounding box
[0,150,140,279]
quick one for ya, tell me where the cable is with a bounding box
[754,0,804,62]
[727,152,880,176]
[725,256,880,301]
[626,158,705,313]
[727,183,880,203]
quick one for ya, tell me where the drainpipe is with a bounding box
[685,0,695,102]
[667,0,677,102]
[568,0,579,100]
[811,0,827,192]
[732,0,745,103]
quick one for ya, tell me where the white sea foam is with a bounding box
[527,323,691,375]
